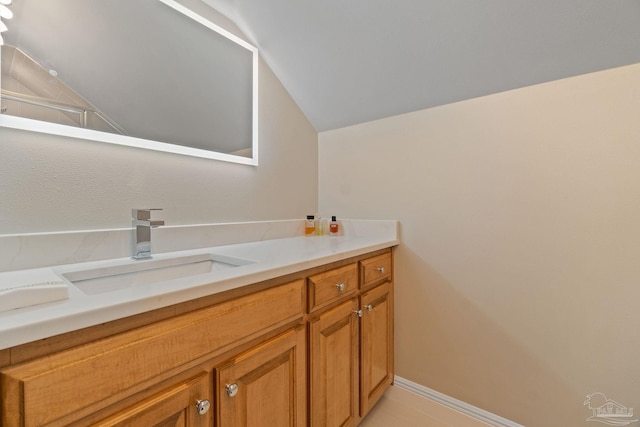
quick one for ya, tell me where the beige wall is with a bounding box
[319,63,640,426]
[0,57,318,234]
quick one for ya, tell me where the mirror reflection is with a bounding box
[0,0,258,164]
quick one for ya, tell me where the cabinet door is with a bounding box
[309,298,360,427]
[217,327,306,427]
[92,372,211,427]
[360,281,394,416]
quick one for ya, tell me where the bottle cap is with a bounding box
[307,215,314,220]
[331,216,337,221]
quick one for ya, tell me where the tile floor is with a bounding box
[359,386,493,427]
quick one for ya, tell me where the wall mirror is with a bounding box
[0,0,259,165]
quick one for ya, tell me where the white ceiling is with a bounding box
[203,0,640,131]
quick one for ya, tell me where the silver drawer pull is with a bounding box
[353,309,363,318]
[364,304,373,311]
[226,383,239,397]
[336,283,345,292]
[376,267,385,273]
[196,399,211,415]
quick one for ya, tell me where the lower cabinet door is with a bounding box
[216,327,306,427]
[360,281,394,416]
[309,298,360,427]
[93,372,212,427]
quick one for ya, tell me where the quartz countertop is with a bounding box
[0,221,398,350]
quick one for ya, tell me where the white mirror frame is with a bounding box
[0,0,259,166]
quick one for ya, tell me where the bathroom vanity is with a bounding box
[0,221,397,426]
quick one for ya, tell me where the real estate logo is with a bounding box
[584,393,638,426]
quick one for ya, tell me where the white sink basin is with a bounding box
[62,253,255,295]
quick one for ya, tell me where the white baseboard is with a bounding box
[393,376,525,427]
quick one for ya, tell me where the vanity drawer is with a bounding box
[308,263,358,312]
[360,252,392,289]
[0,280,305,427]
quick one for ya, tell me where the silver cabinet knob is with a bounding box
[353,309,363,318]
[336,283,345,292]
[195,399,211,415]
[376,267,385,273]
[226,383,239,397]
[364,304,373,311]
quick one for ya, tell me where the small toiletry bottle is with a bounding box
[305,215,316,236]
[316,215,326,236]
[329,216,340,236]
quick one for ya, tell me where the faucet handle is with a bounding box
[132,208,163,220]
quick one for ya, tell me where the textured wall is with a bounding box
[0,0,318,236]
[319,63,640,426]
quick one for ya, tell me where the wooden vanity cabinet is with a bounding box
[0,248,393,427]
[0,279,305,427]
[308,250,394,426]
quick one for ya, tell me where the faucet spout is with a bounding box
[132,208,163,259]
[133,219,165,227]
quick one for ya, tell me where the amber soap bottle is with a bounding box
[305,215,316,235]
[329,216,340,236]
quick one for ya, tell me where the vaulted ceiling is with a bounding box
[203,0,640,131]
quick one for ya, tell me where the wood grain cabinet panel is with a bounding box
[360,281,394,416]
[308,263,358,313]
[91,372,212,427]
[309,298,360,427]
[360,253,392,290]
[0,280,304,427]
[216,327,307,427]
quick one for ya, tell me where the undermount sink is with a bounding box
[62,253,255,295]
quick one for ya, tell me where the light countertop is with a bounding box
[0,221,398,350]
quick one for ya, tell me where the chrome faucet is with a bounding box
[132,208,164,259]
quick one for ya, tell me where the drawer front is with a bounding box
[307,263,358,312]
[360,252,392,289]
[0,280,305,427]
